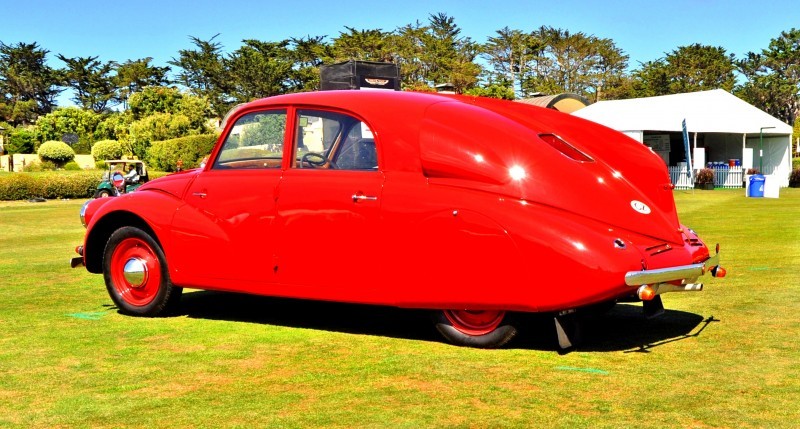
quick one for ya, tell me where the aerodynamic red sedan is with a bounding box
[72,90,725,348]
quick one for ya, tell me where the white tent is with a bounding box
[573,89,793,187]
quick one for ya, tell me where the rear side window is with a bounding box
[539,134,594,162]
[214,110,287,169]
[293,109,378,170]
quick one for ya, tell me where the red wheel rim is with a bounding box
[444,310,505,336]
[109,237,162,307]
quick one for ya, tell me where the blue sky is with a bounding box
[2,0,797,78]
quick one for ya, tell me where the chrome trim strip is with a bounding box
[625,253,720,286]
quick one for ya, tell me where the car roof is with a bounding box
[225,90,654,183]
[233,90,565,171]
[240,90,588,142]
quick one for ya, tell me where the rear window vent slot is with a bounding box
[645,243,673,256]
[686,238,703,247]
[538,133,594,162]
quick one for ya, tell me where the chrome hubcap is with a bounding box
[123,258,148,287]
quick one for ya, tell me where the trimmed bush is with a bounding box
[0,174,40,199]
[64,161,82,171]
[0,171,97,200]
[147,134,218,172]
[790,168,800,187]
[91,139,125,160]
[0,170,172,200]
[38,140,75,165]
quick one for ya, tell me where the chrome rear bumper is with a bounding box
[624,252,721,287]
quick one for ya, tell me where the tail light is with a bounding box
[637,285,657,301]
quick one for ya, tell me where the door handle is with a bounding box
[352,194,377,202]
[192,192,207,199]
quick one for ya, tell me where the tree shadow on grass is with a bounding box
[176,291,715,352]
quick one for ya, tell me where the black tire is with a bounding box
[103,226,182,316]
[94,189,112,198]
[433,310,518,348]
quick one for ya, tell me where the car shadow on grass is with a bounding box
[176,291,713,352]
[512,304,714,352]
[178,290,441,343]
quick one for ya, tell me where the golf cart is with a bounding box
[94,160,149,198]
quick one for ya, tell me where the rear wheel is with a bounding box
[103,226,181,316]
[434,309,517,348]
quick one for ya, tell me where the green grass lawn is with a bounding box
[1,189,798,428]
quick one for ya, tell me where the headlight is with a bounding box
[80,200,91,228]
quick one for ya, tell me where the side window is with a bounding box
[294,109,378,170]
[214,110,287,169]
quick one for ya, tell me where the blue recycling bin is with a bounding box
[748,174,765,197]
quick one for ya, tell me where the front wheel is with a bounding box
[434,309,517,348]
[94,189,112,198]
[103,226,181,316]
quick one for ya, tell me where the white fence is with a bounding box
[668,166,748,189]
[669,166,694,189]
[712,166,744,189]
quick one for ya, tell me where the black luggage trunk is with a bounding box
[320,60,400,91]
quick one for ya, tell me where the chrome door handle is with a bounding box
[352,194,377,202]
[192,192,207,199]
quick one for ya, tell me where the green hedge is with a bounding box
[0,171,171,200]
[147,134,218,172]
[0,171,98,200]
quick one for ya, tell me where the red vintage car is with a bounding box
[72,90,725,349]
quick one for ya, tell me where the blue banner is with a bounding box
[682,119,692,181]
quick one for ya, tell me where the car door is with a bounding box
[273,109,384,301]
[170,109,288,289]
